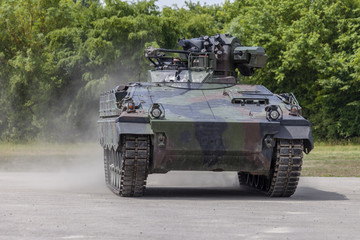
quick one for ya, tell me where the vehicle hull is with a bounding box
[97,33,314,197]
[98,117,312,174]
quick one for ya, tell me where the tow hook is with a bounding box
[264,135,275,148]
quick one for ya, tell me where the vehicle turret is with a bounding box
[146,33,267,79]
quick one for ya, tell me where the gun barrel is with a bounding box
[157,48,188,54]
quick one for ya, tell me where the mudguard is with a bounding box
[116,122,153,136]
[274,125,314,153]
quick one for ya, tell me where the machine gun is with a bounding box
[145,33,268,77]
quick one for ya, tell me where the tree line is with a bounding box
[0,0,359,142]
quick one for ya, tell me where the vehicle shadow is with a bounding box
[292,186,348,201]
[143,186,348,201]
[144,186,263,200]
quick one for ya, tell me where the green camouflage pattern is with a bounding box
[98,33,313,177]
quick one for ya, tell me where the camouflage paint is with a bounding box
[98,81,312,173]
[97,34,313,176]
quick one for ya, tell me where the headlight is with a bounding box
[265,105,282,121]
[126,101,136,113]
[289,105,302,116]
[269,110,280,120]
[291,105,298,112]
[151,108,162,118]
[149,103,165,119]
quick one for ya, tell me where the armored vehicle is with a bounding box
[97,34,313,197]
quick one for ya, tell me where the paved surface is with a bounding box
[0,157,359,240]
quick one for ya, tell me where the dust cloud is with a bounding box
[0,72,140,194]
[0,66,147,195]
[0,72,240,195]
[0,144,107,194]
[0,145,240,194]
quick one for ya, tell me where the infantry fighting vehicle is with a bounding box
[97,33,313,197]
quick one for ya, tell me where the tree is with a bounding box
[226,0,360,139]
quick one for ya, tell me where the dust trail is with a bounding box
[0,144,107,194]
[0,71,146,194]
[0,143,241,195]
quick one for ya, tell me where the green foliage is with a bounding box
[227,0,360,140]
[0,0,359,142]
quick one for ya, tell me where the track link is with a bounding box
[238,139,303,197]
[103,135,150,197]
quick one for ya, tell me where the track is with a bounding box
[105,137,303,197]
[238,139,303,197]
[104,135,150,197]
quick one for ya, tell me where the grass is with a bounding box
[0,142,359,177]
[302,144,360,177]
[0,142,100,157]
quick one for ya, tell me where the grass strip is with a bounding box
[0,142,359,177]
[302,144,360,177]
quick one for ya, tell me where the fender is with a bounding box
[98,119,153,150]
[116,122,153,136]
[274,125,314,153]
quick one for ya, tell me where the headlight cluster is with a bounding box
[149,103,165,119]
[151,108,162,118]
[269,110,280,120]
[126,101,136,113]
[288,105,302,116]
[265,105,282,121]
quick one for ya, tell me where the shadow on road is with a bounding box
[142,186,348,201]
[144,187,264,200]
[292,186,348,201]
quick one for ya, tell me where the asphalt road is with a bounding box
[0,157,359,240]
